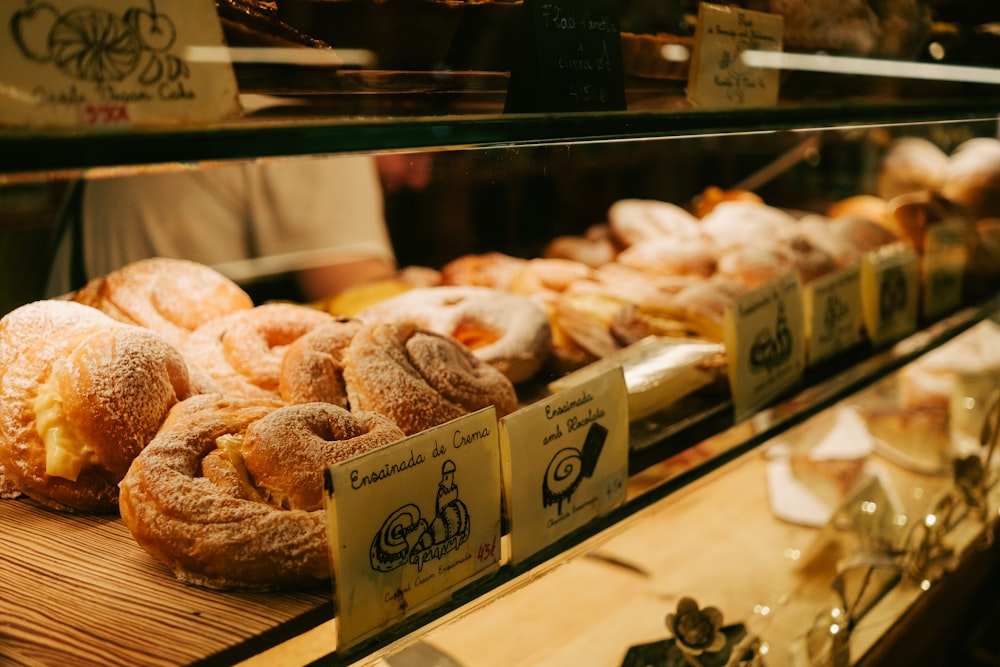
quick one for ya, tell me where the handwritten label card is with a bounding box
[861,243,919,348]
[0,0,240,128]
[504,0,626,113]
[725,271,805,422]
[687,2,782,108]
[500,368,628,565]
[804,266,863,367]
[326,408,503,647]
[921,219,969,320]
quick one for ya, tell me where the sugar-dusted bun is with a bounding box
[71,257,253,349]
[358,286,552,384]
[344,321,519,435]
[279,319,362,406]
[181,303,341,400]
[828,215,901,254]
[700,201,798,250]
[607,198,701,247]
[877,137,948,200]
[0,300,190,512]
[118,395,404,589]
[795,215,863,267]
[941,137,1000,220]
[716,241,795,289]
[543,225,618,268]
[616,236,719,278]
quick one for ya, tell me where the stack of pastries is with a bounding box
[0,257,527,589]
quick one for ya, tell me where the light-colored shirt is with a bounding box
[47,155,395,296]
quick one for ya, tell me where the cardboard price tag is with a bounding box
[326,408,503,647]
[804,266,863,367]
[500,367,628,565]
[861,243,919,348]
[687,2,782,108]
[504,0,626,113]
[725,271,805,422]
[1,0,239,128]
[921,219,969,319]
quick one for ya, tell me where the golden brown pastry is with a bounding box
[440,252,529,290]
[71,257,254,348]
[607,198,702,247]
[118,394,404,589]
[542,224,619,268]
[344,321,519,435]
[279,319,362,406]
[941,137,1000,220]
[691,186,763,218]
[616,236,719,278]
[181,303,340,400]
[877,137,948,201]
[0,300,190,512]
[357,286,553,384]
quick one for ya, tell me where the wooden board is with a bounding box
[0,499,331,666]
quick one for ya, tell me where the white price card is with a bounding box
[1,0,240,128]
[501,367,628,565]
[687,2,783,108]
[804,265,862,367]
[325,408,503,647]
[921,218,969,319]
[861,242,919,348]
[725,270,805,422]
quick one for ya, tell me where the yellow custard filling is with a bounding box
[214,434,267,504]
[35,379,94,481]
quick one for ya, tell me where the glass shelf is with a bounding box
[4,96,1000,181]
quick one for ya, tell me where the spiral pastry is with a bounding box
[119,394,404,589]
[344,321,519,435]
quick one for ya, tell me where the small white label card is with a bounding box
[687,2,783,108]
[501,367,628,565]
[804,265,863,367]
[1,0,240,128]
[921,218,969,320]
[326,408,503,647]
[861,242,919,348]
[725,270,805,422]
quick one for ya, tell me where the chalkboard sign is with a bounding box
[504,0,627,113]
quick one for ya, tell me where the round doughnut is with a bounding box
[279,318,362,406]
[71,257,254,349]
[440,252,529,290]
[357,286,552,384]
[0,300,190,512]
[181,303,339,400]
[616,236,719,278]
[829,215,901,254]
[877,137,948,200]
[344,321,519,435]
[607,198,701,247]
[118,394,404,589]
[941,137,1000,220]
[828,194,889,225]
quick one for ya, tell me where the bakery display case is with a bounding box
[3,1,1000,666]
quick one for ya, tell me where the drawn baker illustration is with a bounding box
[370,460,471,573]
